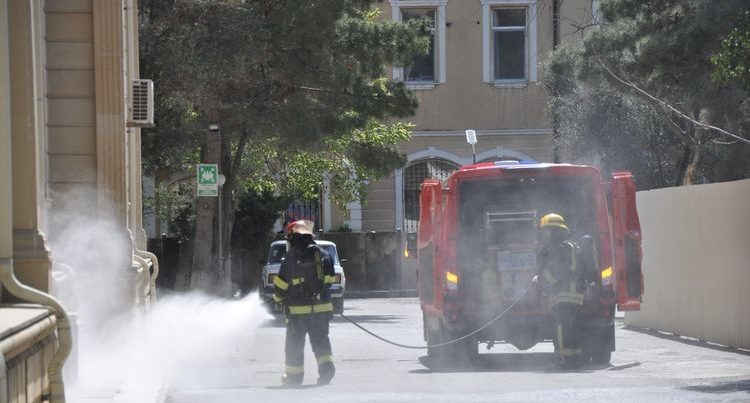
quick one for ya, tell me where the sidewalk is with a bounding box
[68,382,168,403]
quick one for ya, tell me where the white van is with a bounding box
[260,239,346,313]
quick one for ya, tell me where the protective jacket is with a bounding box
[538,239,583,307]
[273,242,336,315]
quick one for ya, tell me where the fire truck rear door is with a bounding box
[610,171,644,311]
[418,179,442,307]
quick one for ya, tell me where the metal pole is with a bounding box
[472,144,476,164]
[218,182,223,275]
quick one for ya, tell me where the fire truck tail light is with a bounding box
[601,266,613,285]
[446,271,459,291]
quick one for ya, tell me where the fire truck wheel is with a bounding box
[590,348,611,365]
[584,319,614,365]
[455,334,478,363]
[426,321,477,369]
[426,324,447,366]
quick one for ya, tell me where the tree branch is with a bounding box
[665,114,696,146]
[596,58,750,146]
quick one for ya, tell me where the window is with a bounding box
[402,8,436,82]
[481,0,538,85]
[390,0,447,89]
[493,8,526,80]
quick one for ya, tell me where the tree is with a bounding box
[544,0,750,188]
[139,0,430,292]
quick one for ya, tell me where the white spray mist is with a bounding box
[76,291,272,388]
[46,194,272,391]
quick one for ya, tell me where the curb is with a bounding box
[345,289,418,299]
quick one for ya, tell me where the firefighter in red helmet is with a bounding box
[273,220,337,385]
[537,213,584,368]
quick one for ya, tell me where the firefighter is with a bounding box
[537,213,584,368]
[273,219,337,386]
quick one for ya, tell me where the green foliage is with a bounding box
[139,2,421,293]
[236,121,412,213]
[148,179,197,241]
[230,190,288,252]
[544,0,750,188]
[712,11,750,91]
[139,0,423,194]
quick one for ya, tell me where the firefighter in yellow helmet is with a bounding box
[273,220,336,386]
[537,213,584,368]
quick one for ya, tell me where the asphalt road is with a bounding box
[166,297,750,403]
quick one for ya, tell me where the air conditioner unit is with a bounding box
[127,79,154,127]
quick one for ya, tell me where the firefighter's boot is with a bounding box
[281,372,303,386]
[317,361,336,385]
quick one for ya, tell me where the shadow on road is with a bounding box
[412,353,625,374]
[266,384,328,390]
[332,314,404,325]
[682,379,750,394]
[261,312,406,328]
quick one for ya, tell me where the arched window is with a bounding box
[403,158,460,233]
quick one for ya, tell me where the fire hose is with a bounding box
[337,278,538,349]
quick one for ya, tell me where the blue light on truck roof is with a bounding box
[493,159,538,167]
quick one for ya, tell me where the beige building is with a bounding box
[1,0,155,401]
[324,0,599,234]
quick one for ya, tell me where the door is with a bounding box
[609,171,644,311]
[418,179,442,306]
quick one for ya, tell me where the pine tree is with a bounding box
[544,0,750,188]
[139,0,431,292]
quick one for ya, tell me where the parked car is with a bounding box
[260,239,347,314]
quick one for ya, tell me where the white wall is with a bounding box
[625,179,750,349]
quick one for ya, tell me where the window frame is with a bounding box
[390,0,447,90]
[481,0,538,86]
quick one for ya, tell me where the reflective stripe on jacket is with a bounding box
[273,242,335,315]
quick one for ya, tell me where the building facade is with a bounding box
[1,0,154,400]
[324,0,599,234]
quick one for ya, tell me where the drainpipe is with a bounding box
[132,252,159,303]
[0,354,6,403]
[0,2,70,397]
[0,258,71,403]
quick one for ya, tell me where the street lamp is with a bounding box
[465,129,477,163]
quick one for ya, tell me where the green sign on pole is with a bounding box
[197,163,218,197]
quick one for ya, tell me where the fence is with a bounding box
[624,179,750,349]
[149,231,411,293]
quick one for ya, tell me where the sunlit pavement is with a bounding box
[67,297,750,403]
[75,297,750,403]
[67,382,167,403]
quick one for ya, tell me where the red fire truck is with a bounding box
[417,161,643,366]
